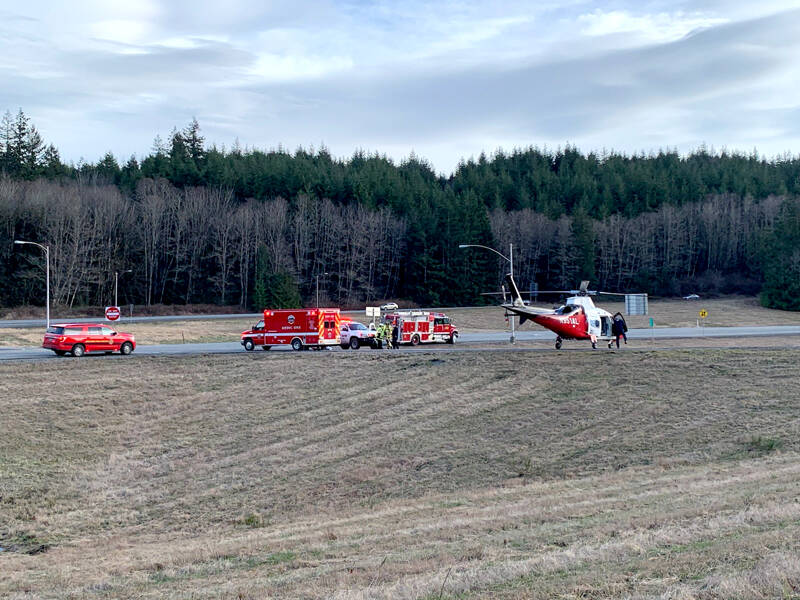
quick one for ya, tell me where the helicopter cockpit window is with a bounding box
[555,305,580,315]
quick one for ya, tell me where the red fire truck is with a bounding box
[383,311,458,345]
[241,308,341,351]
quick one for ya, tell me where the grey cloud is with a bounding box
[0,10,39,23]
[152,0,345,36]
[231,8,800,163]
[1,40,255,113]
[75,41,254,84]
[4,2,800,173]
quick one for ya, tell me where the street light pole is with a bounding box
[508,242,515,344]
[114,269,132,307]
[45,245,49,330]
[15,240,50,329]
[458,242,516,344]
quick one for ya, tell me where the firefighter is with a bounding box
[377,322,387,349]
[380,322,390,349]
[391,324,399,349]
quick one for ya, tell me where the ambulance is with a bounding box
[241,308,341,351]
[383,311,458,345]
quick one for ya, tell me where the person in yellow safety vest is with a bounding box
[381,322,391,349]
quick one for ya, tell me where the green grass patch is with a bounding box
[745,435,782,455]
[266,550,297,565]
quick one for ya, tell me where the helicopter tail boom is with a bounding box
[504,273,526,308]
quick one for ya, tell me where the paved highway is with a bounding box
[0,310,380,329]
[0,313,262,329]
[2,325,800,361]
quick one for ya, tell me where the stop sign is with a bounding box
[105,306,121,321]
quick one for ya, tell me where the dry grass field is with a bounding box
[1,296,800,348]
[2,349,800,598]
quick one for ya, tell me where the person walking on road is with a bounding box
[612,312,628,348]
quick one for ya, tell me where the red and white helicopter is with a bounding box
[500,274,628,349]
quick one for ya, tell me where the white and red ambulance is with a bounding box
[241,308,341,351]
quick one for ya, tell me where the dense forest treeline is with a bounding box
[2,109,799,310]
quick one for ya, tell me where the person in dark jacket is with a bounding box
[391,324,399,349]
[612,312,628,348]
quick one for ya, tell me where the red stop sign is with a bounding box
[105,306,121,321]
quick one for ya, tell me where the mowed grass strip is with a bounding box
[1,349,799,598]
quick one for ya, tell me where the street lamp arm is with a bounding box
[458,244,510,263]
[14,239,50,329]
[14,240,48,253]
[459,241,516,345]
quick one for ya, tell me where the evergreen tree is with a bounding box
[168,127,188,182]
[760,200,800,310]
[4,109,30,177]
[0,110,13,173]
[41,144,66,178]
[265,272,303,308]
[96,151,121,183]
[252,245,302,309]
[141,135,170,178]
[183,118,205,164]
[23,124,45,177]
[120,155,141,192]
[253,245,270,310]
[570,205,596,282]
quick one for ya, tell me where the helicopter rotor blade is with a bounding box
[528,290,577,295]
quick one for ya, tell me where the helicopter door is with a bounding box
[585,307,602,337]
[600,316,613,338]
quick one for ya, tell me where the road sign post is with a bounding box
[105,306,121,321]
[699,309,708,334]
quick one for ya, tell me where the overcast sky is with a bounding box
[2,1,799,174]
